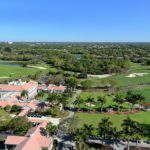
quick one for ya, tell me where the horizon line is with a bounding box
[1,41,150,43]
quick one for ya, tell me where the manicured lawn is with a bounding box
[83,63,150,104]
[118,86,150,103]
[0,61,52,81]
[88,63,150,88]
[77,91,129,110]
[75,111,150,130]
[38,93,49,102]
[0,65,39,78]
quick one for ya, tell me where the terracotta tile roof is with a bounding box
[27,100,38,110]
[5,136,27,145]
[5,121,51,150]
[0,96,38,111]
[0,93,22,108]
[48,84,66,91]
[17,100,39,117]
[0,100,13,108]
[0,81,37,92]
[38,84,46,90]
[32,121,51,148]
[25,126,37,137]
[15,136,40,150]
[38,84,66,92]
[18,107,30,117]
[0,84,23,91]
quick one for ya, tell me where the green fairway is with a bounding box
[0,65,39,79]
[84,63,150,104]
[0,61,54,81]
[75,111,150,130]
[88,63,150,88]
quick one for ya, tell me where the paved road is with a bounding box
[70,90,82,109]
[111,141,150,150]
[56,90,81,149]
[64,90,82,120]
[87,139,150,150]
[120,140,150,149]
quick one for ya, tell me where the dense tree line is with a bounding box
[0,42,150,74]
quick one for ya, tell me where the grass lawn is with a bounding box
[0,65,39,79]
[77,91,129,110]
[118,86,150,103]
[38,93,49,102]
[0,109,11,120]
[33,62,58,72]
[75,111,150,130]
[88,63,150,88]
[82,63,150,104]
[55,111,69,118]
[0,61,55,81]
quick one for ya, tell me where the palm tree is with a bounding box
[37,90,44,97]
[97,117,113,145]
[86,97,95,112]
[110,127,121,150]
[125,90,134,111]
[126,91,145,111]
[74,127,89,150]
[121,117,135,150]
[97,96,106,113]
[46,93,58,105]
[75,138,89,150]
[74,128,84,141]
[136,93,145,110]
[75,96,83,111]
[131,121,142,149]
[21,90,28,99]
[57,93,68,111]
[82,124,94,137]
[113,94,124,112]
[46,122,57,137]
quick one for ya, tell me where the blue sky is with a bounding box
[0,0,150,42]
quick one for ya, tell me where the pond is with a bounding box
[0,61,22,67]
[74,54,82,59]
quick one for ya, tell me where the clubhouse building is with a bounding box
[0,79,37,99]
[5,121,52,150]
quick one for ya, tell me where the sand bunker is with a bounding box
[0,76,10,78]
[88,74,112,78]
[126,73,148,78]
[27,65,47,70]
[86,103,95,107]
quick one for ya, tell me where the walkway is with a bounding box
[56,90,82,149]
[67,90,81,119]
